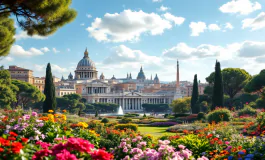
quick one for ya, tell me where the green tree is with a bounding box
[245,69,265,95]
[11,80,45,108]
[212,61,224,110]
[171,97,191,114]
[191,74,199,113]
[0,70,17,108]
[222,68,251,99]
[43,63,56,113]
[0,14,15,57]
[0,0,77,57]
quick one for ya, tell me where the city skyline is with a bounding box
[2,0,265,82]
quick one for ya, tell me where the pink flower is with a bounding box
[32,112,38,117]
[178,145,186,150]
[225,141,230,145]
[55,149,77,160]
[123,147,128,153]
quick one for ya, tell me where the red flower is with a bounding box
[8,136,16,141]
[91,149,113,160]
[0,148,4,152]
[21,138,28,143]
[9,132,18,137]
[213,137,219,141]
[11,142,23,154]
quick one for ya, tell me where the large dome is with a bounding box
[77,57,95,68]
[76,48,96,69]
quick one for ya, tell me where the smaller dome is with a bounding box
[137,66,146,80]
[111,75,116,80]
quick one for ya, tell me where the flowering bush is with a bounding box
[112,136,208,160]
[32,137,112,160]
[207,108,232,123]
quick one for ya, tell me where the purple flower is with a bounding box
[38,123,44,127]
[32,112,38,117]
[178,144,186,150]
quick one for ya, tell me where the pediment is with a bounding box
[124,92,142,97]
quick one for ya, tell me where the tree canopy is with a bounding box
[0,69,18,108]
[191,74,199,113]
[0,0,77,57]
[171,97,191,114]
[207,68,251,99]
[245,69,265,95]
[11,80,45,108]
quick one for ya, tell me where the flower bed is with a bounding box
[149,122,178,127]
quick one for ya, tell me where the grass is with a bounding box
[138,126,176,138]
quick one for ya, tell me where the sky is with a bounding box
[2,0,265,82]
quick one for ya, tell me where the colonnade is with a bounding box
[76,72,97,79]
[87,87,107,94]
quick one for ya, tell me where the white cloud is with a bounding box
[103,45,162,66]
[225,23,234,29]
[14,31,48,40]
[163,13,185,25]
[10,45,44,56]
[242,12,265,30]
[86,9,184,42]
[80,23,85,26]
[86,14,92,18]
[189,22,207,36]
[34,64,69,77]
[208,24,221,31]
[219,0,261,15]
[41,47,50,52]
[152,0,162,2]
[158,5,169,12]
[238,41,265,57]
[163,43,224,60]
[52,48,60,53]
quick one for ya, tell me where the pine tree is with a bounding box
[0,0,77,57]
[211,61,224,110]
[95,110,98,117]
[191,74,199,113]
[43,63,56,113]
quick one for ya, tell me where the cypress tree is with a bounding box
[211,61,224,110]
[191,74,199,113]
[43,63,56,113]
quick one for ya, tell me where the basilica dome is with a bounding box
[76,48,96,70]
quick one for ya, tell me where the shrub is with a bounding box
[207,108,232,123]
[101,118,109,123]
[197,112,205,120]
[114,124,138,131]
[238,105,257,117]
[124,113,139,117]
[143,113,147,117]
[119,117,132,124]
[116,116,122,119]
[164,114,169,118]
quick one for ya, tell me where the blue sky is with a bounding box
[2,0,265,82]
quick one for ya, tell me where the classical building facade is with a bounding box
[61,48,184,112]
[8,66,34,84]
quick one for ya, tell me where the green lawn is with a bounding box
[138,126,176,138]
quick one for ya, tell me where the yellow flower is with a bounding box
[61,115,66,121]
[77,122,88,128]
[48,114,55,122]
[48,110,54,113]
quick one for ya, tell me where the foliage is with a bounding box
[200,101,209,113]
[93,103,119,112]
[0,70,18,108]
[255,97,265,109]
[211,61,224,110]
[124,113,139,117]
[101,118,110,124]
[245,69,265,94]
[171,97,191,114]
[207,108,232,123]
[221,68,251,99]
[197,112,205,120]
[114,124,138,132]
[11,80,45,108]
[43,63,56,113]
[171,134,212,158]
[191,74,200,113]
[174,113,190,117]
[95,110,98,117]
[0,0,77,57]
[0,13,15,57]
[119,117,132,124]
[237,105,257,117]
[142,103,169,112]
